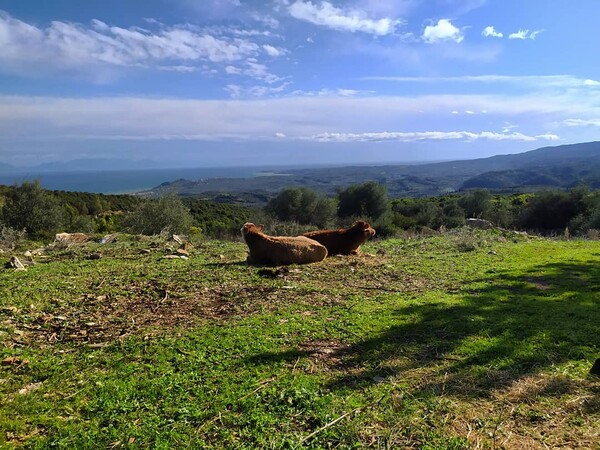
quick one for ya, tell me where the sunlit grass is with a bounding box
[1,230,599,448]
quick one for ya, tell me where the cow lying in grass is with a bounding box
[303,221,376,256]
[241,223,328,265]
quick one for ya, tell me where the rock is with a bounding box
[466,218,494,230]
[140,249,151,254]
[176,249,189,257]
[86,253,101,260]
[162,255,181,260]
[55,232,89,245]
[99,234,117,244]
[23,250,32,258]
[172,234,185,245]
[5,256,26,270]
[590,358,600,376]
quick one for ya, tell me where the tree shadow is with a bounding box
[203,261,248,267]
[248,260,600,400]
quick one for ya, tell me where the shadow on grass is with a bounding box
[248,260,600,398]
[203,261,248,267]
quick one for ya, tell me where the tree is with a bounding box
[518,190,580,231]
[123,193,193,235]
[266,187,335,227]
[458,189,492,218]
[1,180,64,238]
[337,181,389,220]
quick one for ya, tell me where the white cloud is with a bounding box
[362,74,600,90]
[225,65,242,74]
[564,118,600,127]
[482,25,502,38]
[0,11,278,79]
[502,122,518,133]
[422,19,464,44]
[243,59,282,83]
[262,44,285,57]
[310,131,559,143]
[1,92,595,144]
[509,29,543,40]
[288,1,400,35]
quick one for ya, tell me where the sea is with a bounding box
[0,166,267,194]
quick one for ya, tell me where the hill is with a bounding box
[1,231,598,447]
[146,141,600,202]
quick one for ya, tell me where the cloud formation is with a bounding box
[508,29,543,40]
[422,19,464,44]
[0,11,280,80]
[564,119,600,127]
[310,131,559,143]
[287,1,400,35]
[482,25,503,38]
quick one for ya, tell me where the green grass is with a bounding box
[1,230,599,449]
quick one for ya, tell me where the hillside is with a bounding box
[146,141,600,202]
[1,230,598,448]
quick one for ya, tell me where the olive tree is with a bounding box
[337,181,389,221]
[123,193,193,235]
[1,180,64,238]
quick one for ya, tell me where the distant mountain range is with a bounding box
[3,142,600,203]
[0,158,170,173]
[144,141,600,204]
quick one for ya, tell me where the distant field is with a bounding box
[1,230,599,448]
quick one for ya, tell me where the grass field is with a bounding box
[1,229,599,449]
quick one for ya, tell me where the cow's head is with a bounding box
[353,221,376,238]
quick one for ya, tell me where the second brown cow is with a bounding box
[303,221,376,256]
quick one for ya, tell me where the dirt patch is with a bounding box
[524,277,551,291]
[297,339,354,368]
[3,252,434,349]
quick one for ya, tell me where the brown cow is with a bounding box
[303,221,376,256]
[241,223,328,265]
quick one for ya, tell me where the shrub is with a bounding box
[458,189,492,218]
[122,193,193,235]
[266,187,335,228]
[0,225,26,250]
[1,180,64,239]
[337,181,389,220]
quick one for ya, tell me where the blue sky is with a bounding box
[0,0,599,168]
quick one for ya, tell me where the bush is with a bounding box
[122,194,193,235]
[1,180,64,239]
[337,181,389,220]
[458,189,491,218]
[518,190,582,231]
[266,188,335,228]
[0,225,26,250]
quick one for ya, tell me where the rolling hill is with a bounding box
[146,141,600,202]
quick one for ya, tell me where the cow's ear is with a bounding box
[257,224,265,231]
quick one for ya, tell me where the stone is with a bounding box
[55,232,89,245]
[5,256,26,270]
[466,218,494,230]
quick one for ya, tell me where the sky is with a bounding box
[0,0,599,168]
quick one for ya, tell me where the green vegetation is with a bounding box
[122,193,194,235]
[266,187,336,228]
[0,183,253,240]
[1,230,599,448]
